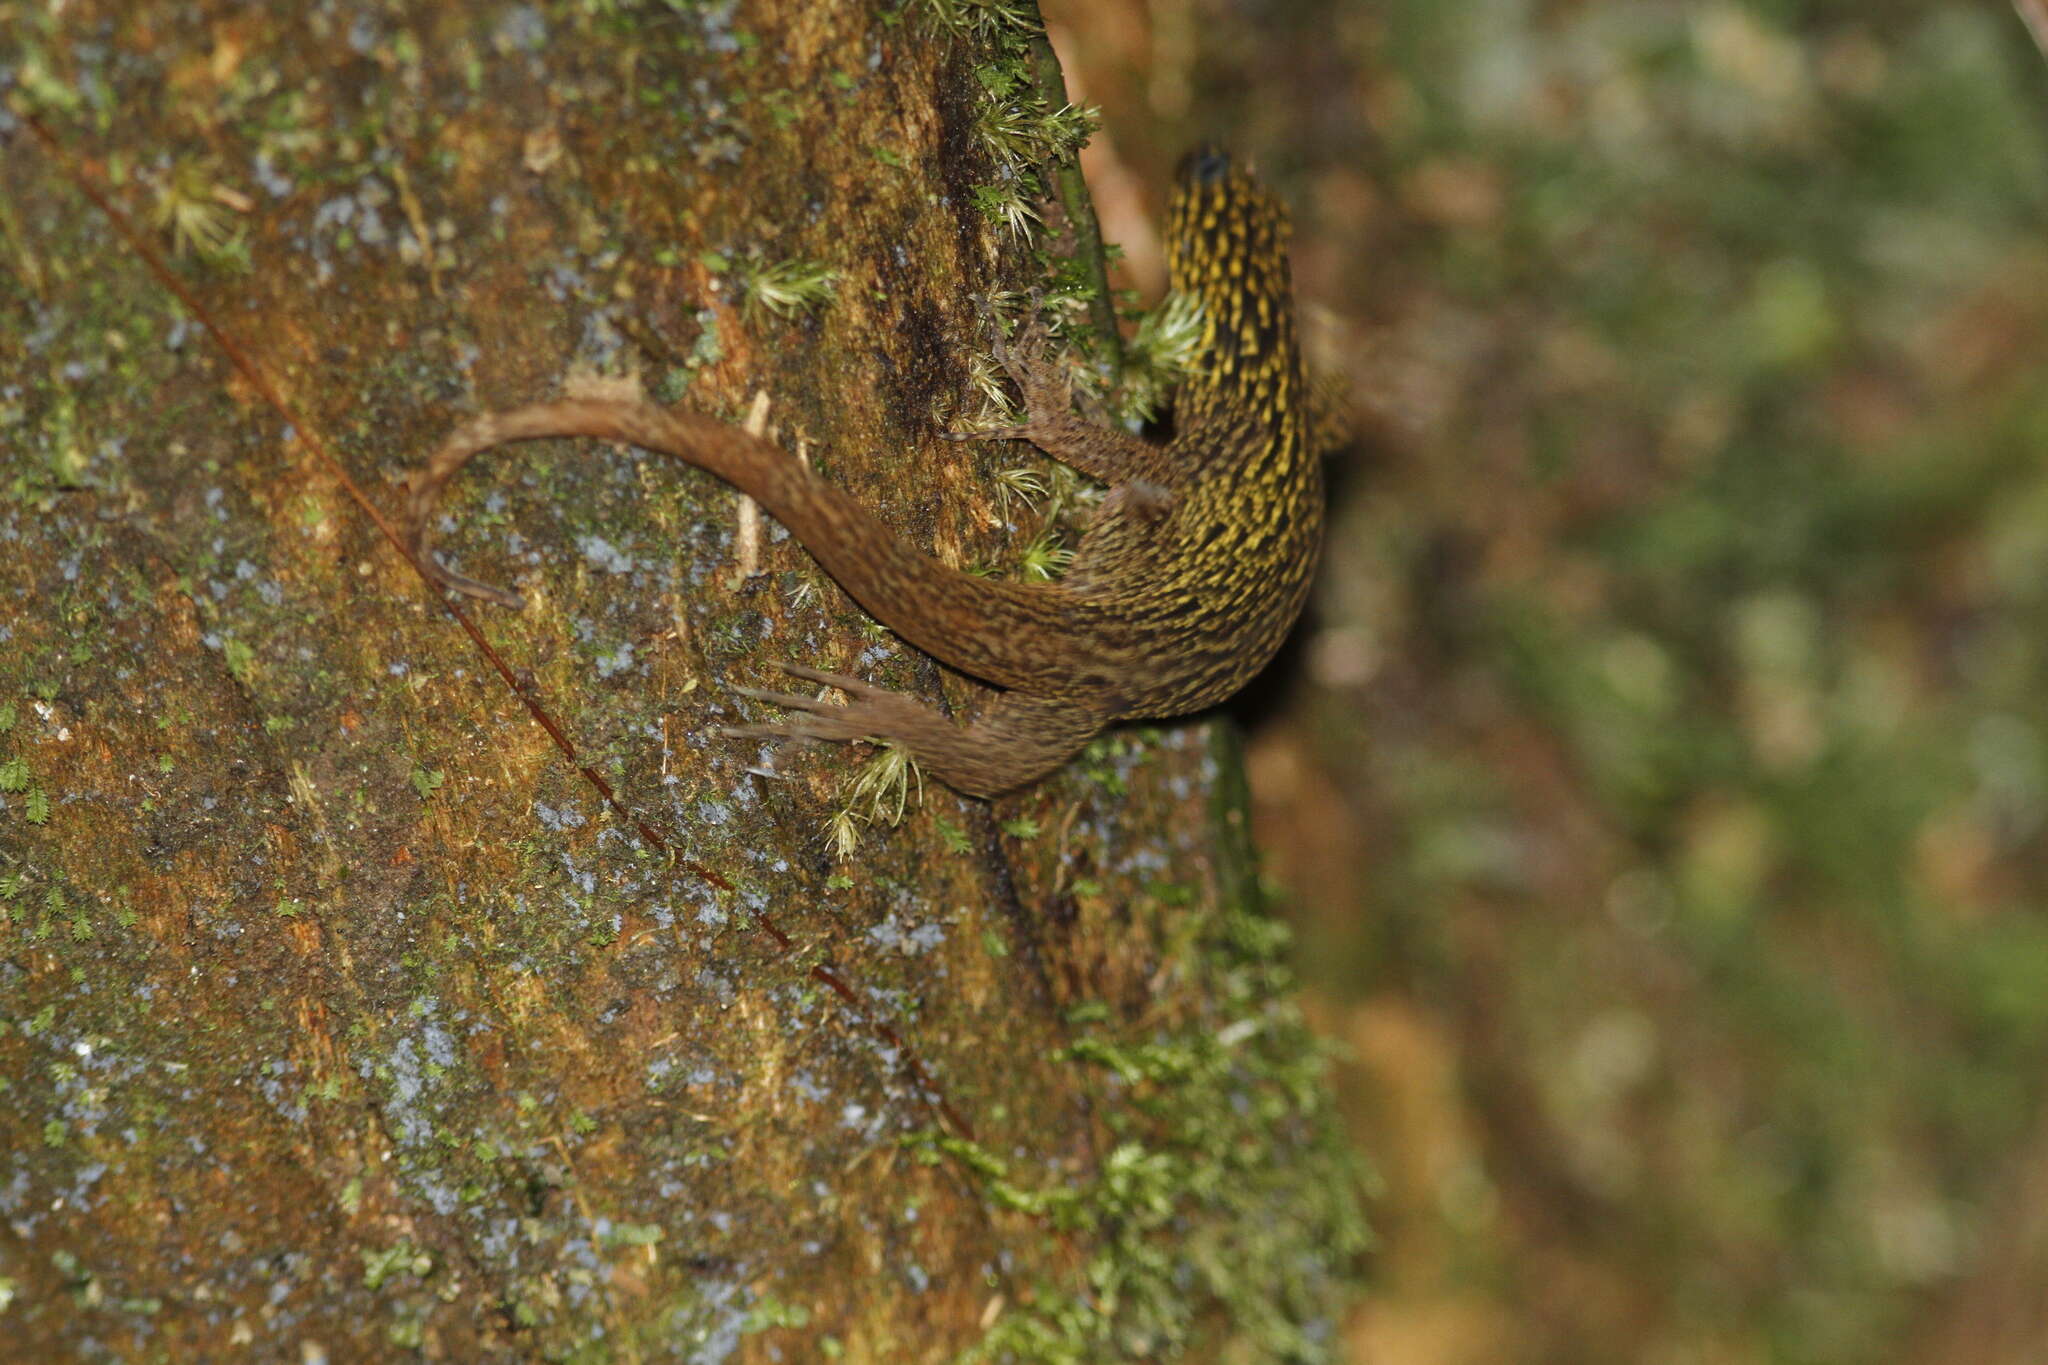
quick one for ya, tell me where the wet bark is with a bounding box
[0,3,1362,1359]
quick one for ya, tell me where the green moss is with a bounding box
[913,854,1368,1362]
[361,1242,434,1292]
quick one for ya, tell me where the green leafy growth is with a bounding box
[973,82,1095,180]
[361,1242,432,1291]
[740,1294,813,1333]
[918,0,1036,42]
[992,464,1049,515]
[742,257,840,321]
[601,1222,663,1249]
[1115,292,1207,427]
[151,155,247,264]
[970,180,1043,239]
[922,885,1367,1361]
[829,744,924,856]
[1015,531,1075,583]
[917,2,1099,253]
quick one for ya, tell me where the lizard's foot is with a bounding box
[940,291,1172,502]
[942,300,1069,446]
[729,662,1109,798]
[987,297,1052,389]
[724,663,933,747]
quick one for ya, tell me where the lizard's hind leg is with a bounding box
[726,664,1105,799]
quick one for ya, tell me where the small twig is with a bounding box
[733,390,772,579]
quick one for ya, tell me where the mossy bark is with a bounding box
[0,3,1362,1360]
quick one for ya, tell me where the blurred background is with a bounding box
[1043,2,2048,1361]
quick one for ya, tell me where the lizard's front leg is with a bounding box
[947,315,1172,506]
[727,664,1106,799]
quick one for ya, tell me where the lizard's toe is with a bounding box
[775,662,886,698]
[721,700,863,744]
[724,711,870,745]
[725,666,878,744]
[726,664,937,751]
[721,718,835,744]
[727,684,837,717]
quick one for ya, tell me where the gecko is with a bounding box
[404,147,1327,798]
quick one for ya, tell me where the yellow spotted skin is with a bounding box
[1130,146,1324,714]
[1168,147,1312,465]
[407,148,1327,797]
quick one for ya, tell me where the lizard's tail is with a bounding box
[404,398,1090,695]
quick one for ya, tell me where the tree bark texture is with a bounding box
[0,2,1363,1359]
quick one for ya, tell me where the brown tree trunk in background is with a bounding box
[0,2,1360,1360]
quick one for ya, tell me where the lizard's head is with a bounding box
[1164,146,1299,430]
[1166,146,1291,309]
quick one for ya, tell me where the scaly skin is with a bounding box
[405,148,1326,797]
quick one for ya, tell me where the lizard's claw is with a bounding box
[724,663,928,746]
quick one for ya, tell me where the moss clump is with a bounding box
[910,880,1370,1363]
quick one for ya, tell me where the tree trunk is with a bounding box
[0,2,1363,1359]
